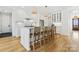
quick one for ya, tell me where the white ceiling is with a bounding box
[0,6,71,13]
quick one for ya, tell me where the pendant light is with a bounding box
[44,6,51,19]
[44,6,48,18]
[32,7,37,16]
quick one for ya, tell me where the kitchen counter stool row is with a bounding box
[30,26,56,51]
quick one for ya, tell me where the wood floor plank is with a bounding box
[0,34,78,52]
[0,37,26,52]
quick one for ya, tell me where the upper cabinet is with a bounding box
[52,11,62,23]
[52,11,62,26]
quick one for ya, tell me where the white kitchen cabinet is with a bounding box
[20,27,34,51]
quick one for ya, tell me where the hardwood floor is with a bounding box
[0,37,26,52]
[35,34,71,52]
[35,34,79,52]
[0,34,78,52]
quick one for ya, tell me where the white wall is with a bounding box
[59,9,70,35]
[11,6,72,36]
[57,7,79,36]
[12,7,31,36]
[12,6,53,36]
[0,12,12,34]
[55,8,72,36]
[12,7,41,36]
[0,6,76,37]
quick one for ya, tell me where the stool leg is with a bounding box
[31,42,35,51]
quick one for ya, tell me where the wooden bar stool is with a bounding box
[36,27,41,49]
[48,27,52,41]
[54,26,56,39]
[51,25,54,40]
[40,27,44,46]
[34,27,40,49]
[44,27,48,44]
[51,25,56,40]
[30,28,35,51]
[50,27,52,41]
[47,27,49,42]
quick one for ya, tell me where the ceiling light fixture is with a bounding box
[32,7,37,16]
[21,6,25,8]
[44,6,49,19]
[4,10,8,13]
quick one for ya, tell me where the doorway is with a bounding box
[72,16,79,40]
[40,20,44,26]
[0,12,12,38]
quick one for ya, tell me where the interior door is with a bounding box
[8,13,12,32]
[1,13,12,33]
[0,13,2,34]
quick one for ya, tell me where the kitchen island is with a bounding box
[20,26,56,51]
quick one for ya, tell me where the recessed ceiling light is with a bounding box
[29,20,33,22]
[0,9,2,12]
[4,10,8,12]
[13,8,15,10]
[21,6,25,8]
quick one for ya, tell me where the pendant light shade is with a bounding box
[44,6,48,18]
[44,6,51,19]
[32,7,37,16]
